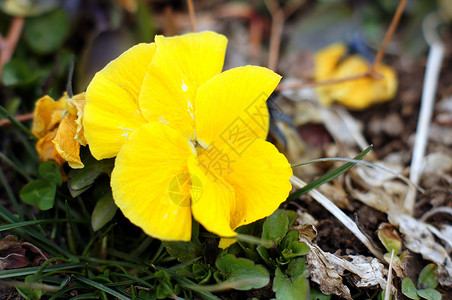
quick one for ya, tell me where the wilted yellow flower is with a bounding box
[32,92,86,169]
[84,32,293,241]
[314,43,397,110]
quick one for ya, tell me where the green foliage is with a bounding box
[273,263,309,300]
[214,254,270,290]
[24,9,70,55]
[19,161,62,210]
[402,264,442,300]
[91,191,117,231]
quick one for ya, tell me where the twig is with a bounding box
[404,12,445,215]
[0,17,24,75]
[0,112,33,127]
[277,0,407,90]
[186,0,196,32]
[264,0,305,71]
[0,105,35,139]
[369,0,407,75]
[290,175,385,261]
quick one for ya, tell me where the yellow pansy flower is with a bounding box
[32,92,86,169]
[314,43,397,110]
[83,31,293,241]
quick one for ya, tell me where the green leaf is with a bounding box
[68,157,114,196]
[24,9,70,55]
[281,230,299,250]
[215,254,269,290]
[281,241,309,260]
[1,59,41,87]
[402,278,421,299]
[416,288,442,300]
[72,275,130,300]
[310,286,331,300]
[39,161,62,186]
[256,245,272,266]
[418,264,439,289]
[16,275,43,300]
[20,180,56,210]
[273,267,309,300]
[262,210,289,242]
[163,241,201,262]
[289,145,372,201]
[91,192,117,231]
[286,258,308,278]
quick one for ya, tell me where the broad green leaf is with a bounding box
[416,288,441,300]
[281,241,309,260]
[2,59,41,87]
[310,286,331,300]
[256,245,272,265]
[281,230,299,250]
[155,271,174,299]
[91,192,117,231]
[418,264,439,289]
[262,210,289,242]
[402,278,420,300]
[20,180,56,210]
[24,9,70,54]
[286,258,308,278]
[215,254,269,290]
[16,274,44,300]
[39,161,62,186]
[273,267,309,300]
[163,241,201,262]
[68,157,114,196]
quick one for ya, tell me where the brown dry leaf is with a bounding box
[390,213,452,287]
[297,225,389,299]
[0,253,27,270]
[0,235,21,251]
[0,235,27,270]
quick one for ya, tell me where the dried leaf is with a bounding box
[391,213,452,287]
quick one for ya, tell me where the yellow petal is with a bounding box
[223,139,293,229]
[195,66,281,150]
[66,92,87,146]
[32,95,66,139]
[139,31,227,138]
[314,43,347,80]
[187,156,237,238]
[218,237,237,249]
[53,114,84,169]
[35,131,66,167]
[111,122,193,241]
[84,43,157,159]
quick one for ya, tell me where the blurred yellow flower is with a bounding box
[314,43,398,110]
[84,32,293,241]
[32,92,86,169]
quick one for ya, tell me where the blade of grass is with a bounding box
[0,205,76,259]
[0,262,85,279]
[0,166,23,219]
[0,104,35,139]
[0,152,31,181]
[72,275,131,300]
[0,218,88,232]
[293,157,423,191]
[288,145,372,201]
